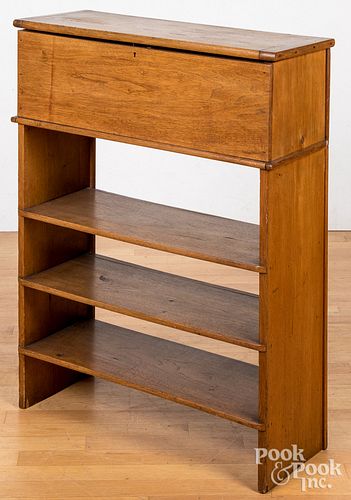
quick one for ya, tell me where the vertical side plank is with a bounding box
[19,287,92,347]
[323,48,331,449]
[19,355,85,409]
[19,218,92,277]
[18,125,96,408]
[89,137,96,255]
[271,51,326,160]
[258,164,269,493]
[18,288,91,408]
[258,148,327,492]
[18,125,95,209]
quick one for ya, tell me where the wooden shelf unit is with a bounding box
[14,10,334,493]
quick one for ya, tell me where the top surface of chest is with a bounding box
[14,10,334,61]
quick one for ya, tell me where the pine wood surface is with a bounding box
[11,116,268,170]
[15,29,329,168]
[21,188,262,273]
[258,149,327,491]
[17,125,96,409]
[0,231,350,498]
[20,319,261,430]
[17,126,94,210]
[271,51,326,159]
[17,31,272,162]
[13,10,334,61]
[21,253,261,351]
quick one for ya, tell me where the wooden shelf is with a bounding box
[20,319,262,430]
[22,188,264,273]
[21,253,263,351]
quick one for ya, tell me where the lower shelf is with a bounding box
[20,319,263,430]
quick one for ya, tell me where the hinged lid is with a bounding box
[13,10,334,61]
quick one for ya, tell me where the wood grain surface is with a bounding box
[18,31,272,162]
[13,10,334,61]
[21,253,262,351]
[22,188,263,273]
[18,125,94,209]
[271,51,326,159]
[12,116,268,169]
[258,148,326,492]
[20,319,262,430]
[322,48,331,449]
[17,125,96,409]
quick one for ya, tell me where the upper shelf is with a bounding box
[21,188,263,273]
[13,10,334,61]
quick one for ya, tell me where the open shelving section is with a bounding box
[14,9,333,493]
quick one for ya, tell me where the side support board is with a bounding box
[258,148,327,492]
[18,125,96,408]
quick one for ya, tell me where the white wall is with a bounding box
[1,0,349,229]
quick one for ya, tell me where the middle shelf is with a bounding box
[20,253,263,351]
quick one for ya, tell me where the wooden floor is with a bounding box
[0,231,350,498]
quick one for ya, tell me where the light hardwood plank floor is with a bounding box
[0,231,350,498]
